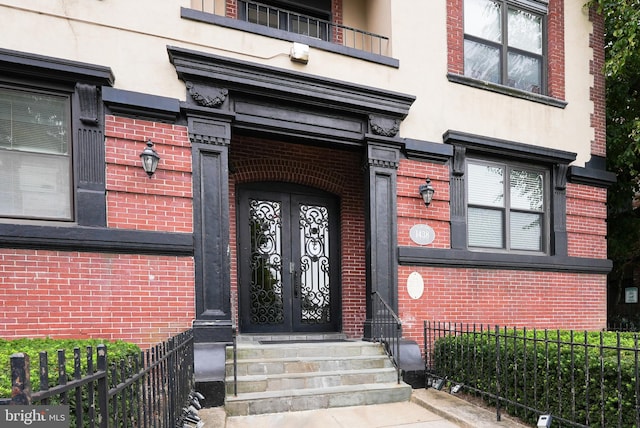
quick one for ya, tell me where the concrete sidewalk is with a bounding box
[199,388,530,427]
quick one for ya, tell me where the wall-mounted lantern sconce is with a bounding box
[419,178,435,207]
[140,140,160,177]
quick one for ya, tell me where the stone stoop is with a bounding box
[224,334,412,416]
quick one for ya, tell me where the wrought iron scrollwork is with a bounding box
[249,199,284,325]
[299,204,331,324]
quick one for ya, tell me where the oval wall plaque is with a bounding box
[407,272,424,300]
[410,224,435,246]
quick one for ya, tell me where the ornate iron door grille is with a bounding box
[249,199,284,325]
[299,204,331,324]
[238,185,340,333]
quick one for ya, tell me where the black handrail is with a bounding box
[232,325,238,397]
[371,291,402,384]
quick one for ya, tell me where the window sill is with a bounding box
[447,73,568,109]
[398,246,611,274]
[181,7,399,68]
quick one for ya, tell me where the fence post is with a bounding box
[97,344,108,428]
[10,353,31,405]
[494,326,502,422]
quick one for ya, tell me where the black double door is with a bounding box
[237,184,341,333]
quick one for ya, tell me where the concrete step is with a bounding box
[226,353,392,377]
[225,382,412,416]
[227,340,386,360]
[225,337,411,416]
[235,333,348,344]
[225,366,399,394]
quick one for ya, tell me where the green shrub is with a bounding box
[432,329,640,427]
[0,337,140,398]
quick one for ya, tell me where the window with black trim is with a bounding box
[444,130,574,258]
[0,48,113,227]
[467,159,548,253]
[464,0,547,94]
[0,85,72,220]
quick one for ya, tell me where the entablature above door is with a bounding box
[167,45,415,147]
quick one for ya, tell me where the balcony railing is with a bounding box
[191,0,390,56]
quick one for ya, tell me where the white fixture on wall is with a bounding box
[290,42,309,64]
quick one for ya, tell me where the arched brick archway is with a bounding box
[228,137,367,337]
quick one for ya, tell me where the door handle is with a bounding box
[290,262,299,299]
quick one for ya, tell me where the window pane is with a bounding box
[0,87,71,220]
[464,40,501,84]
[0,88,69,155]
[511,212,542,251]
[468,207,504,248]
[464,0,502,42]
[508,8,542,54]
[507,52,541,93]
[468,163,504,207]
[0,149,71,219]
[510,169,544,210]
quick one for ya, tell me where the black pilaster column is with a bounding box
[552,163,568,256]
[189,115,233,343]
[74,83,107,227]
[450,145,467,249]
[363,141,400,339]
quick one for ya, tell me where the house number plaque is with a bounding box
[409,224,435,246]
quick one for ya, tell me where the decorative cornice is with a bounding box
[568,165,616,188]
[368,158,399,169]
[367,143,400,169]
[369,115,400,137]
[452,145,466,176]
[76,83,99,125]
[0,47,114,86]
[102,87,180,122]
[554,163,568,190]
[168,45,415,119]
[444,130,576,165]
[403,138,452,164]
[186,81,228,108]
[189,133,229,146]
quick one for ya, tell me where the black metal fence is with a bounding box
[424,321,640,428]
[371,291,402,384]
[2,330,199,428]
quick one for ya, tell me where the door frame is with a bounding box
[236,182,342,333]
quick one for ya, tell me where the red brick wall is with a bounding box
[398,161,450,248]
[229,136,366,338]
[332,0,343,44]
[396,157,608,347]
[226,0,237,19]
[0,249,194,349]
[105,116,193,233]
[399,267,607,345]
[567,184,607,259]
[447,0,565,100]
[0,116,196,348]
